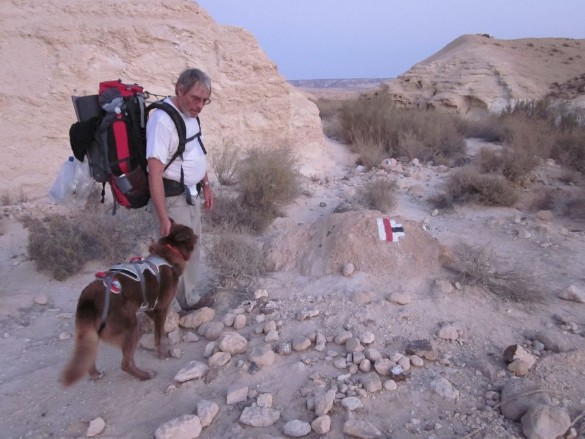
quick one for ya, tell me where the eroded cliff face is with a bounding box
[0,0,326,197]
[383,34,585,117]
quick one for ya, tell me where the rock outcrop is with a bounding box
[383,34,585,117]
[0,0,326,197]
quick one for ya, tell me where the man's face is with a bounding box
[176,83,211,118]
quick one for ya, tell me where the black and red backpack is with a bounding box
[69,80,204,210]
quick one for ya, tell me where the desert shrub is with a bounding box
[212,139,242,186]
[238,145,299,217]
[24,210,156,280]
[355,178,397,212]
[431,166,517,208]
[203,194,279,234]
[1,188,28,206]
[498,99,585,175]
[460,114,505,142]
[476,148,505,174]
[205,233,266,297]
[446,241,543,303]
[314,97,347,141]
[339,91,466,166]
[564,190,585,219]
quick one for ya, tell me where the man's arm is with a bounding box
[201,173,214,210]
[148,158,171,237]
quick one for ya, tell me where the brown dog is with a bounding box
[61,221,196,386]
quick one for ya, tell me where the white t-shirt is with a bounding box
[146,98,207,194]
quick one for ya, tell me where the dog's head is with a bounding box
[157,221,197,262]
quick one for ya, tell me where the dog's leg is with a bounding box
[148,308,170,359]
[120,319,155,380]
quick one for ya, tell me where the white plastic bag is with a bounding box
[49,157,93,206]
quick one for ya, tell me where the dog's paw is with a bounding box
[144,370,157,380]
[89,370,104,381]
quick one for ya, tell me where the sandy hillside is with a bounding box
[1,133,584,438]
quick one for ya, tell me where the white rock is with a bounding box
[283,419,311,437]
[239,406,280,427]
[196,400,219,428]
[558,285,585,303]
[387,292,412,305]
[154,414,201,439]
[341,396,363,411]
[430,377,459,400]
[174,361,209,383]
[86,417,105,437]
[437,325,459,341]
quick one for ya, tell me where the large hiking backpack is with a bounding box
[69,79,205,210]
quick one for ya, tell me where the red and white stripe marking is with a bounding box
[377,218,405,242]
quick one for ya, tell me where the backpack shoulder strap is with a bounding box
[146,101,202,170]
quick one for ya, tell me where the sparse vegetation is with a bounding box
[355,178,397,212]
[23,210,156,280]
[339,90,466,167]
[205,145,300,234]
[447,241,543,303]
[431,166,518,209]
[204,233,266,297]
[212,139,242,186]
[1,188,29,206]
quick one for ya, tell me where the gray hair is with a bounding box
[175,68,211,96]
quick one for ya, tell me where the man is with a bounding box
[146,68,214,311]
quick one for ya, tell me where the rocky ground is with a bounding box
[1,138,585,439]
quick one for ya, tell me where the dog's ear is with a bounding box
[169,225,197,247]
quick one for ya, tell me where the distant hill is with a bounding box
[289,78,391,90]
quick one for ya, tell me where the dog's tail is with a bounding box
[61,299,100,387]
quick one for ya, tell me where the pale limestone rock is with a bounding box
[283,419,311,437]
[164,311,180,334]
[430,377,459,400]
[179,307,215,329]
[239,406,280,427]
[521,404,571,439]
[218,332,248,354]
[314,389,336,416]
[233,314,247,330]
[86,417,106,437]
[311,415,331,434]
[342,419,383,439]
[387,291,412,305]
[226,384,248,405]
[154,414,201,439]
[174,361,209,383]
[196,400,219,428]
[558,285,585,303]
[248,344,276,367]
[208,351,231,368]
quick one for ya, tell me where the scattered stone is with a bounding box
[86,417,105,437]
[311,415,331,434]
[521,404,571,439]
[500,380,552,421]
[359,373,382,393]
[179,307,215,329]
[276,342,291,355]
[174,361,209,383]
[373,358,394,376]
[297,308,319,320]
[345,337,364,353]
[435,279,454,294]
[536,210,554,222]
[233,314,247,330]
[383,379,397,391]
[343,262,355,277]
[359,359,372,373]
[257,393,273,408]
[59,332,72,341]
[314,389,336,416]
[359,331,375,345]
[409,355,424,367]
[164,310,180,333]
[265,329,280,343]
[254,289,269,299]
[182,331,200,343]
[341,396,363,411]
[239,406,280,427]
[248,344,276,367]
[335,330,353,345]
[364,348,383,362]
[139,333,155,350]
[169,347,182,359]
[283,419,311,437]
[533,331,571,353]
[154,414,201,439]
[430,377,459,400]
[437,324,459,341]
[218,332,248,354]
[208,351,231,368]
[198,321,224,341]
[34,295,49,305]
[405,339,436,360]
[352,290,375,304]
[558,285,585,303]
[315,332,327,351]
[222,313,236,327]
[504,345,536,376]
[197,400,219,428]
[387,291,412,305]
[342,419,383,438]
[226,384,249,405]
[292,336,311,351]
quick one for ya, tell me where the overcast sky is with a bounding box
[196,0,585,80]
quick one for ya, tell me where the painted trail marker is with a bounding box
[377,218,405,242]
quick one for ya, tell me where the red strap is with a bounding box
[112,119,130,174]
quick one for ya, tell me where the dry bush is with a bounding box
[24,210,156,280]
[459,114,505,142]
[447,241,543,303]
[205,233,266,297]
[1,188,28,206]
[564,190,585,219]
[203,194,279,234]
[339,91,466,166]
[314,97,347,141]
[355,178,397,212]
[237,145,299,223]
[431,166,517,208]
[476,148,505,174]
[212,139,242,186]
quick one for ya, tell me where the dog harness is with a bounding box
[97,254,172,334]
